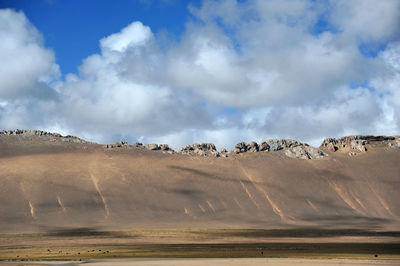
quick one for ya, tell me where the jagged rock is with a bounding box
[192,143,217,152]
[117,141,128,147]
[246,141,259,152]
[260,139,302,152]
[319,135,390,155]
[350,140,367,152]
[285,145,327,160]
[0,129,89,143]
[259,142,270,151]
[105,141,129,148]
[307,146,327,159]
[233,139,315,158]
[132,142,143,148]
[388,137,400,148]
[178,143,219,157]
[196,150,206,156]
[220,148,227,153]
[233,141,262,153]
[320,138,339,152]
[321,135,395,152]
[234,142,247,153]
[145,143,160,150]
[159,144,172,151]
[263,139,282,151]
[326,142,338,152]
[178,145,194,155]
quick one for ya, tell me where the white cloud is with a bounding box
[371,42,400,131]
[170,0,389,108]
[0,9,58,99]
[329,0,400,42]
[55,21,213,143]
[100,21,153,53]
[0,9,60,131]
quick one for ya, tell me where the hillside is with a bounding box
[0,130,399,234]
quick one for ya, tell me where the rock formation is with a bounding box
[259,139,302,152]
[320,135,397,156]
[105,141,129,148]
[0,129,89,143]
[388,136,400,149]
[230,139,325,160]
[284,145,326,160]
[145,143,160,150]
[177,143,219,157]
[105,141,174,153]
[3,129,399,160]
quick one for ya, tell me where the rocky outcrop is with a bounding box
[388,137,400,149]
[220,148,228,157]
[350,140,367,152]
[236,142,260,153]
[231,139,326,160]
[320,135,396,156]
[285,145,327,160]
[3,129,395,160]
[178,143,220,157]
[159,144,172,151]
[259,139,302,152]
[173,139,327,159]
[132,142,144,148]
[145,143,160,150]
[233,142,251,153]
[0,129,89,143]
[105,141,174,153]
[233,139,301,154]
[105,141,129,148]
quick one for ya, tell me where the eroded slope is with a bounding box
[0,132,399,233]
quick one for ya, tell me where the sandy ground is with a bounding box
[1,258,400,266]
[1,134,400,233]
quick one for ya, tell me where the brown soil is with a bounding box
[0,134,399,233]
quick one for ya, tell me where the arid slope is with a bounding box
[0,133,399,233]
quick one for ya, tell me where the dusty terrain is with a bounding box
[0,131,399,262]
[1,132,399,233]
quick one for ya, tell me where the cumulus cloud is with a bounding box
[329,0,400,42]
[0,9,59,99]
[0,9,60,130]
[175,0,385,107]
[56,21,213,144]
[100,21,153,52]
[371,42,400,132]
[0,1,399,149]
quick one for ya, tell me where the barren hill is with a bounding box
[1,130,399,233]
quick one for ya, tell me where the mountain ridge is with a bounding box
[0,129,399,233]
[2,129,399,159]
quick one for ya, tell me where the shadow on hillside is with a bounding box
[204,228,400,238]
[168,165,257,184]
[39,227,400,238]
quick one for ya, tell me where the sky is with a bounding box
[0,0,399,150]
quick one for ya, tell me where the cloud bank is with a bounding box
[0,0,399,149]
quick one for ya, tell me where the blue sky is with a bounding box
[0,0,201,74]
[0,0,399,149]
